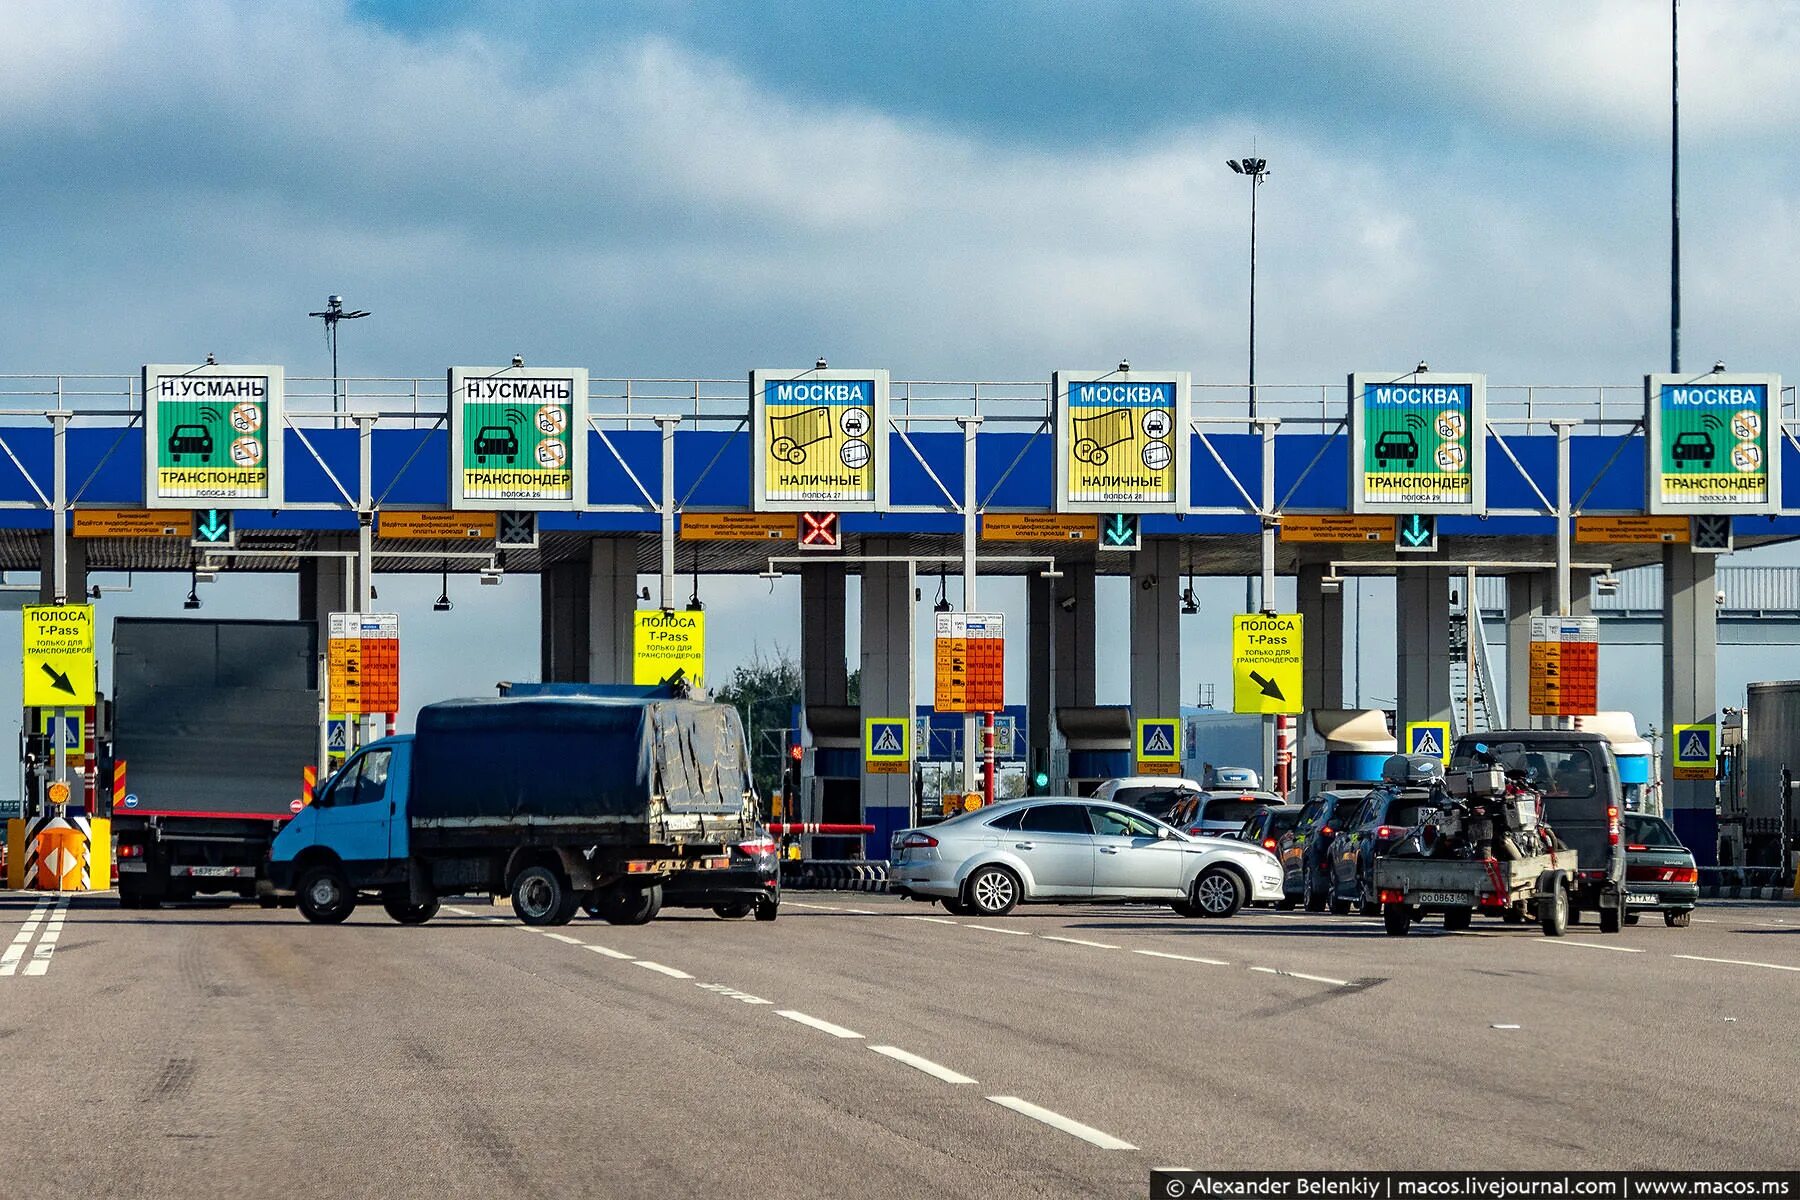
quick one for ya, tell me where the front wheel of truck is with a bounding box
[297,866,356,924]
[513,866,578,926]
[381,889,440,925]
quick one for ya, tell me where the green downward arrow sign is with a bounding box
[1400,515,1431,547]
[1104,515,1135,545]
[197,509,229,541]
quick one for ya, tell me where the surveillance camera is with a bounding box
[1058,595,1077,613]
[1118,359,1131,374]
[1140,574,1157,591]
[1712,360,1727,374]
[1716,590,1727,606]
[328,295,343,306]
[815,357,829,371]
[511,355,525,368]
[1415,360,1430,374]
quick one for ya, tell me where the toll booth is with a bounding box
[1574,712,1658,815]
[801,705,864,858]
[915,704,1028,816]
[1056,706,1132,795]
[7,701,111,891]
[1298,709,1396,803]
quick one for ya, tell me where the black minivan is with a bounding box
[1451,732,1628,932]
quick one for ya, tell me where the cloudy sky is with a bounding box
[4,1,1798,773]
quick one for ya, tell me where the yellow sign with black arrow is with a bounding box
[1231,613,1304,715]
[22,605,97,709]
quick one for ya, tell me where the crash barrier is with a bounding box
[780,859,891,893]
[1698,866,1800,901]
[3,815,111,892]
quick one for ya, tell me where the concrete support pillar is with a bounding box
[1130,539,1183,755]
[859,539,916,855]
[1298,563,1345,712]
[800,564,848,707]
[1396,570,1452,730]
[539,538,636,683]
[1028,562,1097,779]
[37,536,87,605]
[1505,572,1553,731]
[297,535,353,634]
[1663,545,1718,863]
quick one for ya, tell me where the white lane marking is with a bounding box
[776,1010,864,1039]
[901,915,961,925]
[840,908,877,915]
[0,903,53,977]
[696,982,773,1005]
[1532,939,1644,954]
[634,960,693,979]
[1039,935,1121,949]
[1247,965,1352,987]
[1695,918,1719,923]
[584,944,636,961]
[869,1045,976,1085]
[1262,913,1308,921]
[1492,1024,1522,1030]
[1673,954,1800,974]
[543,933,583,945]
[1133,949,1230,966]
[22,902,69,977]
[964,923,1032,936]
[784,901,845,912]
[986,1096,1137,1151]
[446,906,470,916]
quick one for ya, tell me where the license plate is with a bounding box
[1413,891,1472,906]
[186,865,245,878]
[1626,892,1661,906]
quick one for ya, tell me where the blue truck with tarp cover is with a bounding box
[267,695,761,926]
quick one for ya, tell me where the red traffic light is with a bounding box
[788,744,804,761]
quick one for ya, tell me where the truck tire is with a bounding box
[297,866,356,924]
[596,883,661,926]
[381,889,440,925]
[1598,905,1623,934]
[712,902,753,919]
[513,866,579,926]
[753,896,779,922]
[1538,883,1569,937]
[1191,867,1244,919]
[1443,907,1472,932]
[1665,908,1693,928]
[1383,904,1413,936]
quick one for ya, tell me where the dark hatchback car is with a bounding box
[1452,732,1628,931]
[1237,804,1303,856]
[1169,790,1286,839]
[1622,814,1698,927]
[1329,787,1440,916]
[1277,790,1368,911]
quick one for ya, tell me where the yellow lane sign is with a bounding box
[633,610,706,688]
[23,605,97,709]
[1232,613,1303,715]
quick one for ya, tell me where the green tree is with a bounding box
[713,646,802,802]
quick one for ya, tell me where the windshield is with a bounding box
[1457,741,1602,801]
[1110,787,1194,822]
[1197,798,1269,825]
[1624,815,1683,848]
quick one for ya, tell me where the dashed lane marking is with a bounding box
[964,923,1033,936]
[869,1045,977,1085]
[784,901,846,912]
[776,1010,864,1039]
[901,915,961,925]
[634,960,693,979]
[986,1096,1137,1151]
[696,982,773,1005]
[584,944,636,961]
[1247,965,1352,987]
[19,900,69,979]
[1133,948,1230,967]
[1039,935,1121,949]
[1672,954,1800,974]
[543,933,583,945]
[1532,939,1644,954]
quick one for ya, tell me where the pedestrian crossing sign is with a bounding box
[1672,724,1716,780]
[1136,718,1181,772]
[1405,721,1450,764]
[864,717,911,774]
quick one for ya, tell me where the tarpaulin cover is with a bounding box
[410,696,750,823]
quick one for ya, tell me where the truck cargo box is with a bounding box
[409,696,750,828]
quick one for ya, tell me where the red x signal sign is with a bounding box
[799,511,841,550]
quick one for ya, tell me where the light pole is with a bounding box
[308,294,370,412]
[1229,157,1269,618]
[1227,156,1270,421]
[1670,0,1681,373]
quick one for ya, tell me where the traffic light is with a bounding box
[1031,770,1050,793]
[781,742,803,815]
[1099,513,1141,551]
[190,508,235,548]
[1396,513,1437,553]
[1691,515,1733,553]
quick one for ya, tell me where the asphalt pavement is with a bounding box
[2,890,1797,1198]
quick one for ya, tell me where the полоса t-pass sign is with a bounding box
[751,368,889,511]
[1349,371,1486,514]
[1053,369,1190,512]
[448,366,587,510]
[142,364,285,507]
[1645,373,1781,514]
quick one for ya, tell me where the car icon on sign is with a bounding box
[1373,430,1419,467]
[474,425,519,464]
[167,424,214,461]
[1672,431,1715,469]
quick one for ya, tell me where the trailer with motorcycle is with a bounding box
[1371,748,1616,938]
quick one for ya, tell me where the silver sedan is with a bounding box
[890,797,1285,919]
